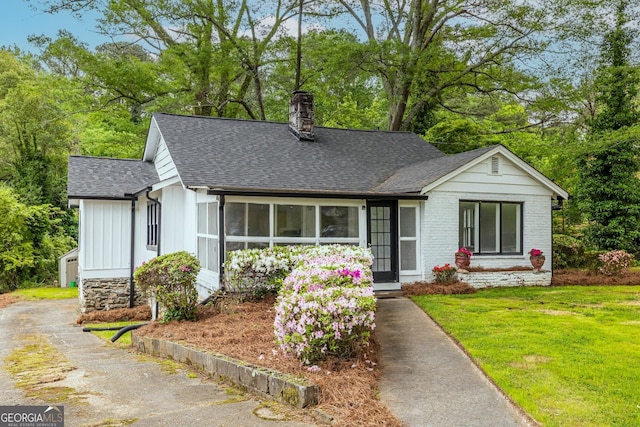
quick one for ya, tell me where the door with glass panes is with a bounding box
[367,201,398,282]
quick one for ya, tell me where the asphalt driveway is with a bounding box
[0,298,314,427]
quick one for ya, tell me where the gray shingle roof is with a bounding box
[68,156,159,199]
[374,146,498,193]
[153,113,446,194]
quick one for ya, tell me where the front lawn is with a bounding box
[413,286,640,427]
[13,287,78,300]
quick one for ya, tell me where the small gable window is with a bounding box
[459,201,522,255]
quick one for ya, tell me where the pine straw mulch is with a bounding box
[76,304,152,324]
[83,294,402,427]
[401,281,477,296]
[551,269,640,286]
[0,293,19,309]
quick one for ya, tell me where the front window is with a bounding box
[197,202,219,272]
[399,206,418,271]
[225,201,360,252]
[459,201,521,255]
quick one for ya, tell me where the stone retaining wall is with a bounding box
[132,334,319,408]
[458,270,552,288]
[80,278,145,313]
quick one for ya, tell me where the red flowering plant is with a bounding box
[528,248,544,257]
[432,263,458,283]
[456,247,472,258]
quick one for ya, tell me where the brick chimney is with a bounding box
[289,90,315,141]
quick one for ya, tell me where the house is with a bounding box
[67,93,568,312]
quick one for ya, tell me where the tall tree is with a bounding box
[334,0,554,131]
[577,0,640,252]
[0,50,76,207]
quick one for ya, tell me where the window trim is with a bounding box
[459,200,523,256]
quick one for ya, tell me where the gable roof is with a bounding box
[67,156,159,199]
[375,144,569,199]
[146,113,446,195]
[374,146,497,193]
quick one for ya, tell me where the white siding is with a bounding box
[154,136,178,181]
[435,154,550,196]
[419,154,555,280]
[79,200,132,279]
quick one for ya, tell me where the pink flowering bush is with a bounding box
[134,251,201,321]
[598,250,633,276]
[274,245,376,364]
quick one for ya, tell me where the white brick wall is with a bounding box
[458,271,552,288]
[419,190,553,283]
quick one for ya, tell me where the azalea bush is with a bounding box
[273,245,376,364]
[223,246,302,299]
[598,250,633,276]
[134,251,201,322]
[432,264,457,283]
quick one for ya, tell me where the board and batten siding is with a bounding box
[420,153,555,279]
[79,200,132,279]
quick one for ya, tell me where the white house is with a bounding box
[67,93,568,312]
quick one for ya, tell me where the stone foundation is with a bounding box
[81,278,145,313]
[458,270,552,288]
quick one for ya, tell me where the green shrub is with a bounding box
[552,234,586,269]
[134,251,201,322]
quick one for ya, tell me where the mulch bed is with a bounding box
[551,269,640,286]
[76,305,152,324]
[401,281,477,296]
[0,293,19,309]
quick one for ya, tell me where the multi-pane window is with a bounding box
[197,202,219,272]
[225,201,360,252]
[459,201,522,255]
[146,203,158,247]
[399,206,418,271]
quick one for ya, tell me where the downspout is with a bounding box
[218,194,225,291]
[129,200,136,308]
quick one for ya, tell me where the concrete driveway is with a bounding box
[0,298,315,427]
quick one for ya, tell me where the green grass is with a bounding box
[85,322,142,347]
[13,287,78,300]
[413,286,640,427]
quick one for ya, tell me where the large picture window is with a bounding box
[459,201,521,255]
[225,201,360,252]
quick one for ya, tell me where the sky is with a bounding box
[0,1,108,52]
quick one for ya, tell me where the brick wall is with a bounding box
[458,270,552,288]
[421,191,553,282]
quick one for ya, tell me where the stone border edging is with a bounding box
[132,333,319,408]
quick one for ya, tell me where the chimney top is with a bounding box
[289,91,315,141]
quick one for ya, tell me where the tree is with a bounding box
[334,0,555,131]
[0,50,76,207]
[576,0,640,253]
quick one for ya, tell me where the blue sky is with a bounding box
[0,1,108,52]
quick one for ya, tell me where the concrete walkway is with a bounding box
[376,296,533,427]
[0,299,314,427]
